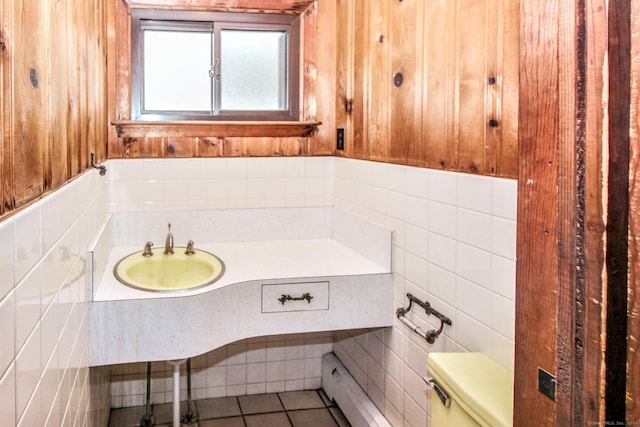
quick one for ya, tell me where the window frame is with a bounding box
[130,9,301,122]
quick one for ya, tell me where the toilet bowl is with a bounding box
[426,352,513,427]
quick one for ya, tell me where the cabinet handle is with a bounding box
[489,119,500,127]
[278,293,314,305]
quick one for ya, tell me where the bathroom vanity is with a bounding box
[88,207,393,366]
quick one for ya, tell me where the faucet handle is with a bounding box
[185,240,195,255]
[142,241,154,257]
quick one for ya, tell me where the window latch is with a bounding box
[209,60,221,80]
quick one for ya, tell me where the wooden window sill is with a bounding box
[113,121,321,138]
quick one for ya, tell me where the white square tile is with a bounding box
[164,159,187,181]
[285,157,306,177]
[492,217,516,260]
[265,158,288,178]
[405,166,430,198]
[427,264,456,306]
[0,292,15,375]
[405,196,429,228]
[490,333,515,372]
[0,364,16,426]
[491,255,516,300]
[456,243,491,289]
[142,159,166,181]
[403,367,427,410]
[15,267,41,352]
[427,233,456,272]
[226,365,246,386]
[457,174,492,213]
[143,181,167,203]
[185,159,208,180]
[429,170,457,205]
[455,314,489,353]
[404,252,428,290]
[206,159,228,179]
[491,294,515,340]
[226,158,247,178]
[120,159,144,181]
[428,201,457,239]
[15,204,41,283]
[15,326,42,420]
[265,361,285,382]
[0,219,15,300]
[404,225,428,260]
[492,178,517,220]
[456,277,492,325]
[40,195,59,256]
[284,359,304,380]
[457,209,492,251]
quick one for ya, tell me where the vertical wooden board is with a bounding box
[67,0,82,175]
[483,0,501,176]
[166,137,197,157]
[197,137,224,157]
[365,0,389,161]
[456,0,488,174]
[311,0,336,156]
[422,0,456,170]
[581,0,608,422]
[351,0,367,158]
[1,0,8,214]
[11,0,47,206]
[388,0,419,164]
[515,0,560,425]
[108,0,132,158]
[499,0,520,178]
[48,0,70,190]
[629,0,640,420]
[335,0,352,149]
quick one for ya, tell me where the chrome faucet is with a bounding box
[164,223,174,255]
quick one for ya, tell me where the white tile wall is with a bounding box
[0,156,516,427]
[0,169,110,427]
[109,333,333,408]
[332,158,516,427]
[107,157,334,212]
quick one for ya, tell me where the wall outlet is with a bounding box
[538,368,556,401]
[336,128,345,150]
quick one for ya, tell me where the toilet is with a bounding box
[426,352,514,427]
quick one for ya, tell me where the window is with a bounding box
[130,9,300,121]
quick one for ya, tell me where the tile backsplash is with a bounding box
[0,170,110,427]
[331,158,516,427]
[0,156,516,427]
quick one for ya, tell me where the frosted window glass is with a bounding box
[220,30,287,110]
[144,30,212,111]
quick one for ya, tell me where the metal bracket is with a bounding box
[396,293,452,344]
[90,151,107,175]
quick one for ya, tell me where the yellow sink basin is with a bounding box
[113,248,225,292]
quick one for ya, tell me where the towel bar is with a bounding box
[396,293,452,344]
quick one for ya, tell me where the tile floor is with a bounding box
[109,390,352,427]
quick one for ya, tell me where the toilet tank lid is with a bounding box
[427,352,514,427]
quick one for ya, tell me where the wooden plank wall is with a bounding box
[629,0,640,420]
[108,0,519,179]
[335,0,520,178]
[516,0,639,424]
[0,0,107,220]
[107,0,336,159]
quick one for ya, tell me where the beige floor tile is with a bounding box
[109,406,148,427]
[238,393,284,414]
[199,416,246,427]
[196,397,241,419]
[244,412,292,427]
[279,390,326,410]
[288,408,338,427]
